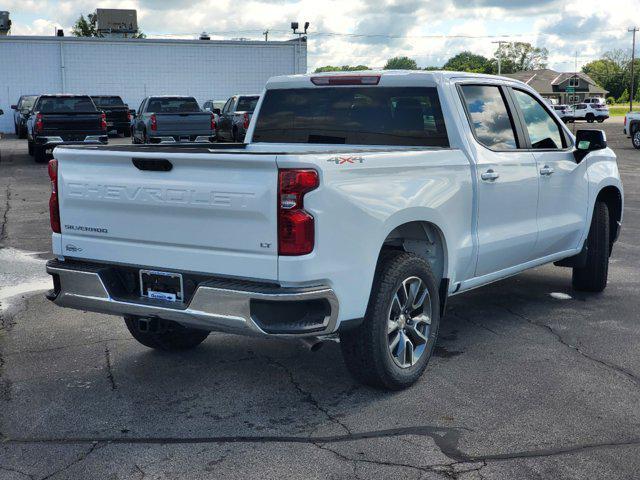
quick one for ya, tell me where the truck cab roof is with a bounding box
[265,70,528,90]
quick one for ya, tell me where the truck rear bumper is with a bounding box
[37,135,108,147]
[46,260,339,337]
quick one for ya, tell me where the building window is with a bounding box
[568,95,580,103]
[568,76,579,87]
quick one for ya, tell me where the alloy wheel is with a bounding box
[387,276,432,368]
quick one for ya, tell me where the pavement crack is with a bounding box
[0,465,35,480]
[502,305,640,388]
[450,310,500,335]
[0,184,11,244]
[38,441,101,480]
[264,355,352,435]
[104,347,117,391]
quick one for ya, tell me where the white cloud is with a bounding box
[4,0,637,71]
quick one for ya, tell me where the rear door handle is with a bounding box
[481,169,499,181]
[540,165,555,176]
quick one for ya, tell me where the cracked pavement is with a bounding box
[1,120,640,479]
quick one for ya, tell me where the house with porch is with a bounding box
[504,68,608,105]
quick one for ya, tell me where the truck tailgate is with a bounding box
[42,112,103,133]
[156,113,211,133]
[53,147,278,281]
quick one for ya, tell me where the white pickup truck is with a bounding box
[624,111,640,149]
[46,71,623,390]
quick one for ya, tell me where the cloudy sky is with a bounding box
[4,0,639,71]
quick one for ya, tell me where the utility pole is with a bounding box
[263,29,268,42]
[629,26,638,112]
[492,40,508,75]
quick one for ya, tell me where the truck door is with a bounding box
[509,88,588,259]
[459,84,540,277]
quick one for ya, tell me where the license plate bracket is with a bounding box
[140,270,184,303]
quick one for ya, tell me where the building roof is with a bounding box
[503,68,608,95]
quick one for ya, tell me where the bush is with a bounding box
[606,96,616,105]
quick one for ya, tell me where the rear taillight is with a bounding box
[127,111,132,122]
[243,112,250,130]
[211,113,216,131]
[48,159,61,233]
[278,169,319,256]
[35,112,43,134]
[150,114,157,131]
[100,112,107,131]
[624,116,627,126]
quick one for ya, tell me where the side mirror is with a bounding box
[10,104,17,110]
[129,109,136,116]
[0,109,3,116]
[212,108,221,115]
[574,129,607,163]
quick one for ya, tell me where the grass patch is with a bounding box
[609,105,634,117]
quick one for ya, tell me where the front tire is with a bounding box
[586,113,595,123]
[340,251,440,390]
[27,140,34,156]
[572,201,610,292]
[632,129,640,150]
[124,316,210,351]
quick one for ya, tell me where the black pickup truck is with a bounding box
[27,95,108,163]
[91,96,132,137]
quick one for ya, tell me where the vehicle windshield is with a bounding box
[148,97,201,113]
[237,96,260,112]
[36,96,97,113]
[20,96,38,110]
[252,87,449,147]
[92,96,125,107]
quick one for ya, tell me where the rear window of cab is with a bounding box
[252,87,449,147]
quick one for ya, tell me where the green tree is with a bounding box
[443,51,492,73]
[384,56,418,70]
[582,51,640,100]
[72,12,145,38]
[493,42,548,73]
[618,88,629,103]
[72,14,97,37]
[313,65,369,73]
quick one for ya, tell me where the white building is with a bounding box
[0,35,307,133]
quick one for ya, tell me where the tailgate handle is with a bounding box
[132,158,173,172]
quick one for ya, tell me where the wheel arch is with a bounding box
[596,185,623,250]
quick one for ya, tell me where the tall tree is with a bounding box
[443,51,492,73]
[493,42,548,73]
[384,56,418,70]
[72,12,145,38]
[582,50,640,101]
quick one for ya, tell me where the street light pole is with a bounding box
[629,26,638,112]
[492,40,508,75]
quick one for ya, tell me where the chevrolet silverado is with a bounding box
[46,71,623,390]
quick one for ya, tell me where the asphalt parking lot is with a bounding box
[0,119,639,480]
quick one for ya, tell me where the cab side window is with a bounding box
[512,89,564,149]
[460,85,518,150]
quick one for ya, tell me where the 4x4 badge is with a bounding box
[327,156,364,165]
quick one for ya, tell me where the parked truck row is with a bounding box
[10,93,260,162]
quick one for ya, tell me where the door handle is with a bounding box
[481,169,500,181]
[540,165,555,176]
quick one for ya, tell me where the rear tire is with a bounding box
[124,316,210,351]
[340,250,440,390]
[33,145,46,163]
[14,122,19,135]
[122,128,131,138]
[27,140,34,156]
[586,113,595,123]
[572,201,610,292]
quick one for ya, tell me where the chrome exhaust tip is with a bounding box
[299,337,325,352]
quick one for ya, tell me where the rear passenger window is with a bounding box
[512,89,564,149]
[460,85,518,150]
